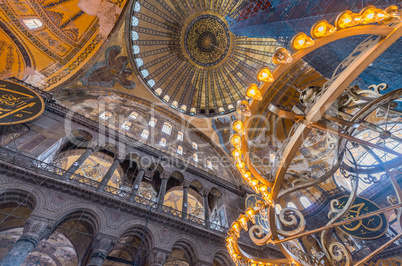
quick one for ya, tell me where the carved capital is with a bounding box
[160,171,170,180]
[91,234,117,255]
[201,188,210,197]
[145,169,154,179]
[182,180,190,189]
[149,249,168,265]
[23,216,54,244]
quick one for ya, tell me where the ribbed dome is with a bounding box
[128,0,278,117]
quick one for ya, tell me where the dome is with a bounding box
[128,0,278,116]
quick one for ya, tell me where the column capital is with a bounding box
[145,169,154,179]
[201,188,210,197]
[23,216,55,245]
[182,180,190,188]
[160,171,170,180]
[91,234,117,254]
[149,249,169,265]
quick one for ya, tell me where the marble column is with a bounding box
[64,147,95,180]
[0,216,53,266]
[148,249,168,266]
[202,189,210,228]
[131,169,145,195]
[182,181,189,220]
[99,158,121,191]
[157,172,170,210]
[87,234,116,266]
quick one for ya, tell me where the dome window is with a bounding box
[149,118,157,127]
[23,18,43,30]
[121,121,132,131]
[192,142,198,150]
[131,16,139,26]
[130,111,139,119]
[131,31,139,40]
[177,146,183,155]
[300,196,312,209]
[193,153,198,162]
[155,88,162,95]
[141,129,149,139]
[133,1,141,12]
[99,111,112,120]
[162,123,172,135]
[159,138,167,147]
[177,131,183,141]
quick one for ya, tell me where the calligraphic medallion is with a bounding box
[245,194,270,234]
[336,196,388,239]
[0,79,44,125]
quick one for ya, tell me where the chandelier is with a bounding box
[226,5,402,266]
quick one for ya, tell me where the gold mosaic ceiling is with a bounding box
[128,0,278,117]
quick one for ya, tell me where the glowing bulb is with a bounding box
[311,20,336,38]
[380,5,399,25]
[232,148,242,162]
[231,221,241,237]
[360,5,389,24]
[242,171,251,180]
[245,207,256,224]
[230,134,242,149]
[236,100,252,116]
[256,67,274,82]
[236,161,245,172]
[246,84,262,100]
[250,178,259,192]
[291,33,315,50]
[335,10,362,28]
[232,120,245,135]
[226,236,235,244]
[238,214,248,231]
[272,47,292,65]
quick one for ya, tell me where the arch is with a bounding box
[170,171,184,183]
[190,179,203,192]
[167,238,198,265]
[116,219,157,249]
[108,223,155,264]
[0,189,37,211]
[209,187,222,198]
[98,142,119,158]
[213,250,232,266]
[0,184,47,213]
[53,203,107,233]
[63,129,94,149]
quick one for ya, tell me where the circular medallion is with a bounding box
[0,79,45,125]
[184,15,230,67]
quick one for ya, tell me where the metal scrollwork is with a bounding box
[249,224,272,245]
[276,207,306,237]
[328,242,351,265]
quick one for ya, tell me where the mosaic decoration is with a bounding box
[184,15,230,67]
[128,0,279,116]
[245,194,270,234]
[81,46,136,89]
[0,79,44,125]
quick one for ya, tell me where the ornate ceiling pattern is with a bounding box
[128,0,278,117]
[0,0,129,90]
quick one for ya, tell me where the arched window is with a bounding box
[193,153,198,162]
[130,111,139,119]
[300,196,312,208]
[177,146,183,155]
[275,204,282,215]
[99,111,112,120]
[192,142,198,150]
[155,88,162,95]
[207,160,213,170]
[287,202,297,209]
[163,95,170,102]
[159,138,166,147]
[149,118,157,127]
[23,18,43,29]
[172,101,178,108]
[181,105,187,112]
[141,129,149,139]
[218,107,225,114]
[162,123,172,135]
[190,107,196,115]
[121,121,132,131]
[177,131,183,141]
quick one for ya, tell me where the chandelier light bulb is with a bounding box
[238,214,248,231]
[230,134,242,149]
[236,161,246,172]
[245,207,256,224]
[272,48,292,65]
[335,10,362,28]
[291,32,315,50]
[311,20,336,38]
[246,84,263,101]
[231,221,241,237]
[236,100,252,116]
[232,148,242,161]
[360,5,389,24]
[257,67,274,82]
[251,178,259,192]
[232,120,245,135]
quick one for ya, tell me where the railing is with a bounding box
[0,147,229,233]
